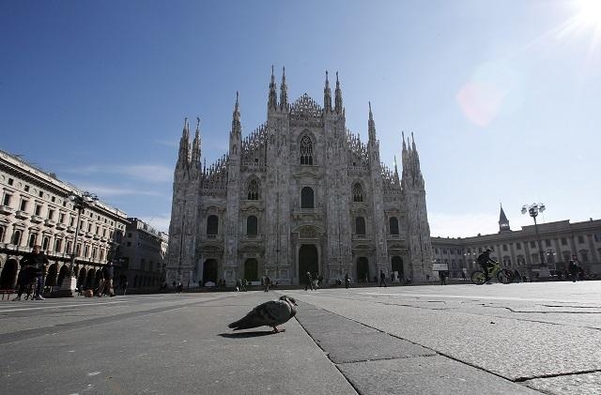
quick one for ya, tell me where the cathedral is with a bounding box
[165,68,433,287]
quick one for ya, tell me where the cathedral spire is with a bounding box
[499,203,511,233]
[268,65,277,111]
[177,117,190,168]
[230,92,242,157]
[402,131,407,152]
[191,117,201,165]
[324,71,332,113]
[334,72,343,114]
[279,67,288,111]
[368,102,377,143]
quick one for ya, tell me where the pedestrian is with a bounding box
[568,260,579,282]
[304,272,313,291]
[344,272,350,289]
[264,276,271,292]
[439,270,447,285]
[14,245,48,300]
[379,270,387,287]
[97,261,115,297]
[461,271,466,281]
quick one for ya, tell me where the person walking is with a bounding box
[97,261,115,297]
[15,245,48,300]
[304,272,314,291]
[379,270,387,287]
[344,272,351,289]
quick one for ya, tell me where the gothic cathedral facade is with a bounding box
[166,69,433,286]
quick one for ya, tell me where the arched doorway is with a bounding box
[244,258,258,281]
[298,244,318,280]
[57,265,70,287]
[0,259,18,289]
[391,256,403,280]
[203,259,218,283]
[78,268,87,289]
[46,263,58,287]
[357,257,369,283]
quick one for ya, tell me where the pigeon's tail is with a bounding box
[228,317,258,330]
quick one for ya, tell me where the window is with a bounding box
[247,178,259,200]
[38,190,44,198]
[545,239,551,247]
[48,209,55,220]
[352,183,363,202]
[28,233,37,247]
[42,236,50,251]
[2,193,11,206]
[356,217,366,235]
[530,241,536,248]
[19,199,28,211]
[301,187,314,208]
[516,242,521,250]
[24,185,29,192]
[580,250,589,263]
[11,230,22,245]
[35,204,42,216]
[389,217,399,235]
[0,226,5,243]
[55,238,62,253]
[8,178,13,185]
[247,215,258,236]
[207,215,219,237]
[300,135,313,165]
[578,236,585,244]
[503,244,508,251]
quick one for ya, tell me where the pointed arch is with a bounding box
[301,187,314,209]
[352,182,363,202]
[300,134,314,165]
[246,177,260,200]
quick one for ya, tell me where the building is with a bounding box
[120,218,168,290]
[431,205,601,280]
[0,149,129,292]
[165,69,433,287]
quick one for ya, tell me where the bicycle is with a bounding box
[470,260,514,285]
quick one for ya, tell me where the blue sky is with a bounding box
[1,0,600,237]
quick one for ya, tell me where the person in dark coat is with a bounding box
[304,272,313,291]
[344,273,351,289]
[379,270,387,287]
[98,261,115,297]
[15,245,48,300]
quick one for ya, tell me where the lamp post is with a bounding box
[521,202,546,270]
[68,191,98,275]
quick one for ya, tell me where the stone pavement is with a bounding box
[0,281,599,394]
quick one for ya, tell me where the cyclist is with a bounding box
[477,248,495,282]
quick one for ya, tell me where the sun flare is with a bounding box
[574,0,601,27]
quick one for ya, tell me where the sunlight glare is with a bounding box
[575,0,601,27]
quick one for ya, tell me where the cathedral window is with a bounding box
[389,217,399,235]
[352,183,363,202]
[207,215,219,237]
[355,217,366,236]
[301,187,314,208]
[247,215,258,236]
[300,135,313,165]
[247,178,259,200]
[0,225,4,243]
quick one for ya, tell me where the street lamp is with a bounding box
[68,191,98,275]
[521,203,546,267]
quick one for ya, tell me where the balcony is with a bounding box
[56,223,67,230]
[45,219,57,227]
[30,215,44,224]
[0,205,14,215]
[15,210,30,220]
[67,226,76,233]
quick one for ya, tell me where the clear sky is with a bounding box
[1,0,600,237]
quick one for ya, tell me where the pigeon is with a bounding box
[228,295,298,333]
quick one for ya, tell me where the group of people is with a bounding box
[12,245,119,300]
[304,272,324,290]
